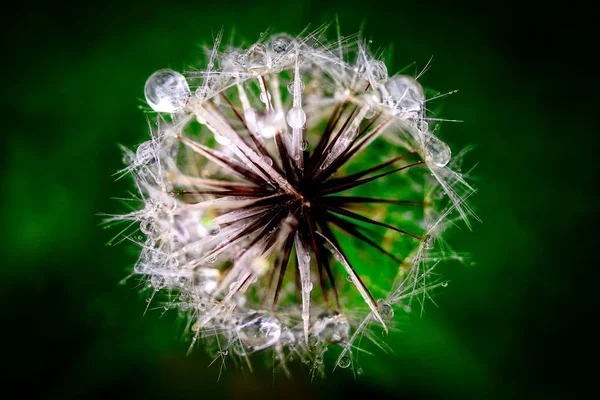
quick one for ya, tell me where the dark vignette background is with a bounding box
[1,1,597,398]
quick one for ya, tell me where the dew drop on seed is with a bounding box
[287,80,305,94]
[338,355,351,368]
[383,75,424,118]
[214,133,232,146]
[364,107,377,119]
[144,69,190,113]
[423,234,435,250]
[237,313,282,351]
[424,136,451,167]
[300,139,309,151]
[272,39,288,53]
[195,85,209,99]
[313,311,350,344]
[270,34,293,53]
[367,60,388,83]
[357,368,364,376]
[377,300,394,321]
[246,44,270,74]
[259,91,271,104]
[286,107,306,129]
[135,141,155,165]
[261,155,273,166]
[209,225,221,236]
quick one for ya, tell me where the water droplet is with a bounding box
[214,133,232,146]
[193,268,219,294]
[383,75,424,118]
[135,141,156,165]
[441,282,448,288]
[237,313,282,351]
[144,69,190,113]
[270,34,294,53]
[206,255,217,264]
[209,225,221,236]
[140,218,154,234]
[259,91,271,104]
[312,311,350,344]
[306,281,313,292]
[377,300,394,321]
[424,136,451,167]
[286,107,306,129]
[367,60,388,83]
[246,44,270,74]
[338,355,351,368]
[357,367,364,376]
[364,107,377,119]
[287,80,305,94]
[300,139,309,151]
[195,85,210,99]
[261,155,273,166]
[423,234,435,250]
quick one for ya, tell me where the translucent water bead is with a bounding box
[193,268,220,295]
[312,311,350,344]
[236,313,282,351]
[366,60,388,83]
[269,33,295,54]
[383,75,424,118]
[246,44,270,75]
[424,135,451,167]
[144,69,190,113]
[287,107,306,129]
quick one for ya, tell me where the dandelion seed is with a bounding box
[108,26,477,375]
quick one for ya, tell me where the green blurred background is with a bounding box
[2,1,596,398]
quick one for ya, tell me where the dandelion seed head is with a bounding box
[109,26,477,375]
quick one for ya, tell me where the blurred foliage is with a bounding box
[1,1,596,399]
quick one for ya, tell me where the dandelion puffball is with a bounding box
[109,26,476,376]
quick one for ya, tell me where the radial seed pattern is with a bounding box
[108,27,477,376]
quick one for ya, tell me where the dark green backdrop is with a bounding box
[2,1,596,398]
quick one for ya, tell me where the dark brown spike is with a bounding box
[178,136,267,186]
[172,190,272,198]
[306,101,348,172]
[312,114,383,181]
[220,93,284,176]
[316,219,377,306]
[321,203,422,240]
[275,131,300,185]
[303,209,331,307]
[326,212,403,264]
[315,218,341,305]
[173,179,263,192]
[263,256,280,306]
[320,160,425,195]
[314,104,359,171]
[323,196,424,207]
[321,151,416,190]
[272,235,294,308]
[202,208,285,262]
[203,106,281,190]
